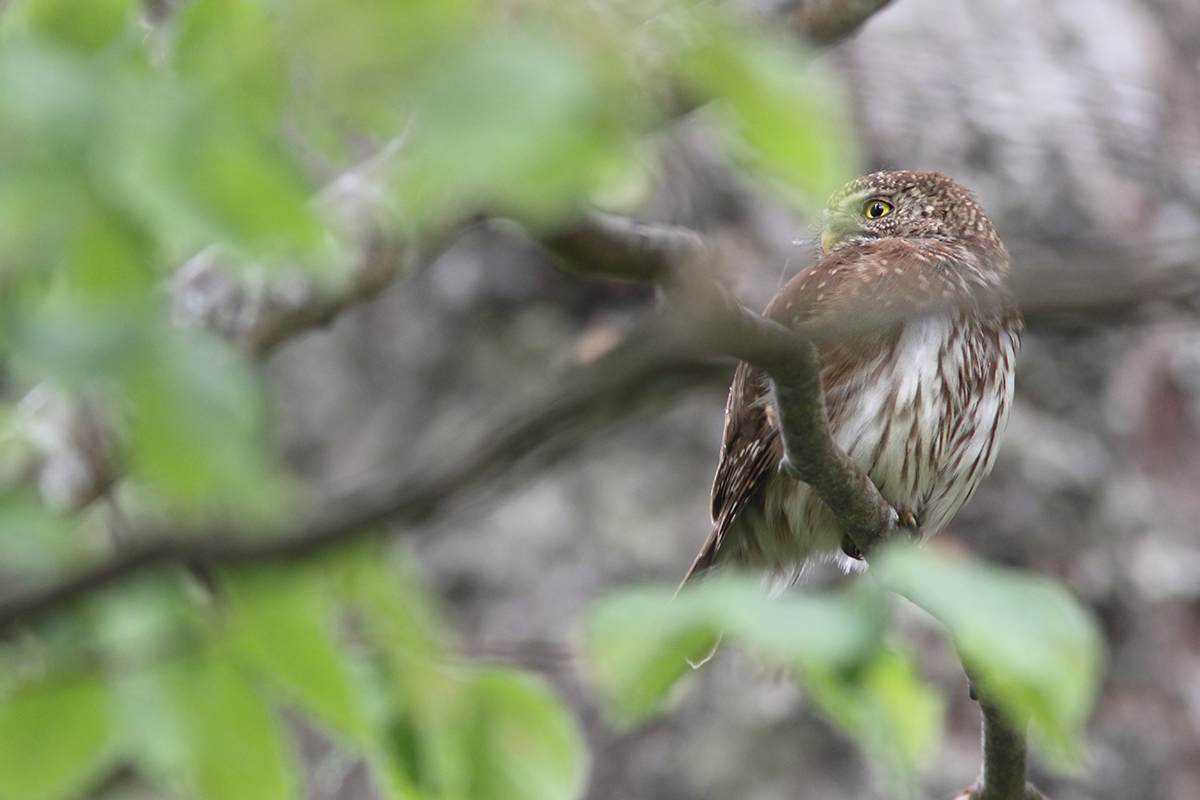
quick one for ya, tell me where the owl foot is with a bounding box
[840,505,922,560]
[895,505,923,540]
[840,535,864,560]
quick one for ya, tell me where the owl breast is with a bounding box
[772,309,1018,565]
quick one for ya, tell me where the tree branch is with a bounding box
[0,314,725,636]
[543,212,707,286]
[773,0,898,45]
[1012,249,1200,330]
[956,699,1047,800]
[0,227,907,635]
[545,212,899,553]
[244,237,413,356]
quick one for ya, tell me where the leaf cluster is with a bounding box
[0,548,586,800]
[0,0,850,538]
[586,542,1103,774]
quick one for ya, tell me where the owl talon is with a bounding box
[840,535,864,560]
[889,506,924,543]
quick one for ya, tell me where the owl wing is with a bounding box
[683,359,782,579]
[685,238,998,581]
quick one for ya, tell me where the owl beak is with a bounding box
[821,229,836,254]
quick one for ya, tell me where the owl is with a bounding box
[686,170,1022,581]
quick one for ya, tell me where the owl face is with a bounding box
[820,170,996,254]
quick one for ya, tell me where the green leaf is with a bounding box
[10,301,144,389]
[675,21,855,208]
[583,589,714,726]
[286,0,480,135]
[342,548,584,800]
[0,490,78,580]
[875,543,1103,767]
[172,118,322,257]
[170,645,296,800]
[6,0,136,55]
[89,571,202,673]
[0,42,102,169]
[341,547,446,677]
[110,665,191,790]
[61,201,157,306]
[465,667,588,800]
[100,90,321,262]
[9,197,158,387]
[802,644,943,769]
[346,550,469,798]
[173,0,287,135]
[0,668,116,800]
[395,31,639,231]
[123,329,286,516]
[585,576,885,725]
[92,577,203,789]
[227,566,372,743]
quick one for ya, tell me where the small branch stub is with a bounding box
[773,0,897,44]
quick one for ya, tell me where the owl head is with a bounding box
[819,170,1002,258]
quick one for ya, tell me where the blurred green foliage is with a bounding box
[0,0,849,521]
[0,0,1099,798]
[874,544,1103,767]
[586,543,1103,778]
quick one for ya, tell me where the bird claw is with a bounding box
[894,505,922,540]
[840,506,922,560]
[840,535,864,560]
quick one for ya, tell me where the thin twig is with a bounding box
[956,700,1047,800]
[245,237,413,356]
[775,0,898,44]
[544,212,707,286]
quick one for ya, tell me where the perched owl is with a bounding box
[686,170,1022,581]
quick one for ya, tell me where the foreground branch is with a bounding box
[15,208,1166,651]
[546,213,899,552]
[0,315,722,636]
[0,225,906,636]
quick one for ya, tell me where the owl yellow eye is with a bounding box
[865,200,893,219]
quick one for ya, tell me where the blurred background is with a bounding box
[3,0,1199,799]
[268,1,1200,798]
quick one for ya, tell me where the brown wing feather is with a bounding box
[685,237,1012,582]
[684,361,781,579]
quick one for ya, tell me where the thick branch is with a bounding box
[1012,249,1200,330]
[763,335,901,546]
[0,258,908,634]
[711,297,899,549]
[544,212,706,286]
[544,213,899,554]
